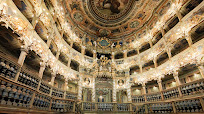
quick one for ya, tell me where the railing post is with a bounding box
[95,103,98,111]
[81,102,84,111]
[199,98,204,111]
[114,103,117,112]
[171,102,177,113]
[49,98,53,111]
[37,79,41,91]
[29,93,36,109]
[73,102,76,113]
[129,103,132,112]
[49,87,53,96]
[142,83,147,102]
[63,91,66,99]
[144,104,148,114]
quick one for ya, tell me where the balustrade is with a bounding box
[135,105,147,114]
[150,103,173,113]
[132,95,145,103]
[0,57,19,80]
[175,99,203,113]
[51,99,65,112]
[64,100,75,112]
[39,82,51,95]
[146,93,162,102]
[163,88,179,100]
[132,105,137,112]
[0,79,33,108]
[52,87,64,98]
[181,79,204,96]
[117,103,130,111]
[66,92,77,100]
[98,103,113,111]
[18,69,39,89]
[51,99,74,113]
[82,102,132,112]
[83,102,96,111]
[32,93,51,110]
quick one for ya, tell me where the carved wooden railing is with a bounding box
[82,102,132,112]
[135,97,204,114]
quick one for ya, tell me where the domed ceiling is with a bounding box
[63,0,168,46]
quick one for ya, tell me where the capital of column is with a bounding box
[93,50,96,53]
[123,50,127,53]
[40,61,46,68]
[81,45,86,49]
[18,46,29,66]
[51,72,57,77]
[173,71,178,77]
[142,83,146,87]
[157,78,162,84]
[20,47,29,54]
[112,52,115,55]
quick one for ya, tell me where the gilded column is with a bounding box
[157,78,164,100]
[15,47,28,81]
[198,65,204,78]
[92,77,95,102]
[112,78,117,102]
[142,83,147,102]
[51,72,56,86]
[173,71,182,97]
[77,76,83,101]
[55,50,60,60]
[93,50,97,59]
[37,62,46,91]
[63,78,68,99]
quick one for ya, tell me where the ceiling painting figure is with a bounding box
[95,0,129,15]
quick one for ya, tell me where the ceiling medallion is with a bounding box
[97,37,111,49]
[73,12,84,22]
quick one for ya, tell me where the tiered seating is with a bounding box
[150,103,173,113]
[163,88,179,100]
[0,58,19,80]
[32,93,51,110]
[66,92,77,100]
[132,95,145,103]
[181,80,204,96]
[117,103,130,111]
[18,71,39,89]
[0,79,33,107]
[52,87,64,98]
[175,99,203,113]
[98,103,113,111]
[39,82,51,94]
[146,93,161,102]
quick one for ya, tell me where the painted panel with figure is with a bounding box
[95,0,129,15]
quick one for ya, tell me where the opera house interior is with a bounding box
[0,0,204,113]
